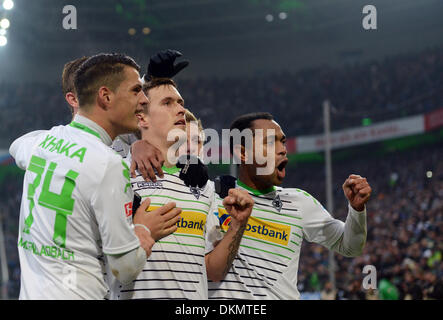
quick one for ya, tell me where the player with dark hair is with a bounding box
[60,51,188,182]
[111,77,254,300]
[207,112,372,299]
[62,56,89,117]
[9,53,174,299]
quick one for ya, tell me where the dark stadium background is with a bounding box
[0,0,442,300]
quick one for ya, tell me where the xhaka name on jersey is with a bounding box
[38,134,87,163]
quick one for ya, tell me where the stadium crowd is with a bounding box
[290,142,443,300]
[0,46,442,299]
[0,46,443,147]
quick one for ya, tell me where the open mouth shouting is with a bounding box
[276,158,288,179]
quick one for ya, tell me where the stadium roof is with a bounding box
[1,0,443,82]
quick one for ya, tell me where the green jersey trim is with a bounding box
[252,205,302,220]
[237,180,276,196]
[157,240,205,249]
[162,165,181,175]
[239,244,291,260]
[174,233,205,241]
[242,235,296,253]
[142,194,211,208]
[149,202,208,215]
[69,122,101,140]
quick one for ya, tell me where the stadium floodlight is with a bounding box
[0,28,6,36]
[3,0,14,10]
[0,18,10,29]
[279,12,288,20]
[426,171,433,178]
[0,35,7,46]
[265,14,274,22]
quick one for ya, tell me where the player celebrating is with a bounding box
[9,53,161,299]
[207,112,371,299]
[61,55,163,181]
[113,78,254,300]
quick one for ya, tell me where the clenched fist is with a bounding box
[342,174,372,212]
[223,189,254,230]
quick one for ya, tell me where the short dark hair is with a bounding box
[62,56,88,96]
[62,56,89,116]
[142,77,177,96]
[229,112,274,155]
[74,53,140,107]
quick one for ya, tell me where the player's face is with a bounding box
[249,119,288,186]
[109,66,147,133]
[178,121,203,157]
[143,84,186,144]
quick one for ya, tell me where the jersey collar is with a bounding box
[236,180,276,196]
[70,115,113,146]
[162,165,181,175]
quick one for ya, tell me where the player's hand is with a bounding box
[176,154,209,188]
[133,198,156,255]
[145,49,189,80]
[223,189,254,230]
[134,225,155,257]
[133,199,182,241]
[342,174,372,212]
[130,140,164,182]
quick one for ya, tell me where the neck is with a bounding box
[78,108,118,141]
[238,165,275,193]
[141,131,175,167]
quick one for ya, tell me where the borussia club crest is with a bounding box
[272,194,283,212]
[190,186,201,199]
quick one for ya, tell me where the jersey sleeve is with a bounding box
[300,192,367,257]
[205,189,223,254]
[9,130,48,170]
[91,155,140,255]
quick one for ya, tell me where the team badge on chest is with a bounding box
[272,194,283,212]
[190,186,201,199]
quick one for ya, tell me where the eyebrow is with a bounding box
[161,96,184,105]
[131,83,142,91]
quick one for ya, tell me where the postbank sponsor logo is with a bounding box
[148,206,206,236]
[218,207,290,246]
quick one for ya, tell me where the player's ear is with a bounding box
[97,86,112,110]
[137,112,149,131]
[65,92,79,108]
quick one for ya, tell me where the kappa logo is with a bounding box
[189,186,201,199]
[136,181,163,189]
[272,195,283,212]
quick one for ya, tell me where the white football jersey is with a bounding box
[206,180,367,300]
[10,115,140,300]
[112,156,219,300]
[112,134,138,158]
